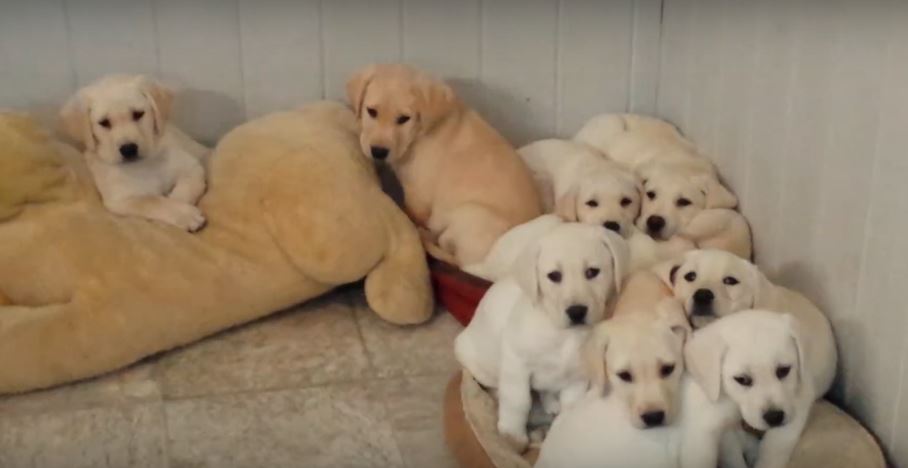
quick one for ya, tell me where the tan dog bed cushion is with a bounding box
[444,370,886,468]
[0,104,432,394]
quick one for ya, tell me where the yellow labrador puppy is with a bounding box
[60,74,209,231]
[346,64,541,266]
[575,113,751,259]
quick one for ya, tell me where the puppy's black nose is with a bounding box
[693,288,714,305]
[370,146,389,160]
[646,215,665,234]
[603,221,621,233]
[763,409,785,427]
[641,411,665,427]
[119,143,139,161]
[566,305,588,325]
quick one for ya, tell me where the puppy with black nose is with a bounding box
[60,74,209,231]
[455,223,629,452]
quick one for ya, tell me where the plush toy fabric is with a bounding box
[0,102,433,394]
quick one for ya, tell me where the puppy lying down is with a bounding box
[455,223,629,452]
[575,113,751,260]
[537,310,833,468]
[60,74,209,231]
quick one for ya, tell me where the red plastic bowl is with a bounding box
[428,258,492,326]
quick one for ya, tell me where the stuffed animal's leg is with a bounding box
[364,195,434,325]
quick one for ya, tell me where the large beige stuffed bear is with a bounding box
[0,102,433,394]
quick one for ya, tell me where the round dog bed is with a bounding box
[443,370,886,468]
[429,258,490,326]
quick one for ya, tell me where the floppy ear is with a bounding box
[781,313,809,390]
[59,93,95,151]
[416,75,455,131]
[141,78,173,136]
[653,258,684,289]
[554,187,578,222]
[346,64,378,117]
[656,298,692,345]
[512,243,541,303]
[684,325,727,402]
[582,324,610,395]
[748,262,776,309]
[600,229,630,292]
[700,176,738,209]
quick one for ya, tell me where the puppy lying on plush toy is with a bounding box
[0,102,432,394]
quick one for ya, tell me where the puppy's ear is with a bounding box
[684,326,727,402]
[59,93,95,151]
[599,229,630,293]
[554,187,578,222]
[653,258,683,288]
[655,298,691,345]
[513,243,541,303]
[699,176,738,209]
[416,75,455,132]
[346,64,378,117]
[583,324,610,395]
[781,313,809,390]
[141,78,173,136]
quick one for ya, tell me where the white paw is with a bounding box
[497,422,529,454]
[541,395,561,416]
[165,204,207,232]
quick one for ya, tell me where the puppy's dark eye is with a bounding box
[660,363,675,378]
[723,276,739,286]
[132,110,145,121]
[585,200,599,208]
[646,191,656,200]
[366,107,378,118]
[734,374,753,387]
[617,371,633,383]
[776,365,791,380]
[396,114,411,125]
[684,271,697,282]
[585,267,600,279]
[620,197,632,207]
[547,271,562,283]
[676,197,692,207]
[98,118,111,129]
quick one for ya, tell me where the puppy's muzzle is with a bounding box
[691,289,715,316]
[763,408,786,427]
[119,143,140,162]
[603,221,621,233]
[565,305,588,326]
[640,410,665,428]
[370,145,390,161]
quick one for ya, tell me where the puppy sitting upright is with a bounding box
[455,223,629,451]
[60,74,208,231]
[346,64,541,266]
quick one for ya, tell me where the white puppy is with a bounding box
[574,113,749,259]
[519,139,641,237]
[60,74,209,231]
[464,215,692,282]
[455,223,629,451]
[537,310,826,468]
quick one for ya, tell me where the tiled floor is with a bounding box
[0,285,463,468]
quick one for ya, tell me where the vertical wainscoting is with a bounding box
[657,1,908,463]
[0,0,652,145]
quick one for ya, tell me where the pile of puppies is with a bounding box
[53,64,836,468]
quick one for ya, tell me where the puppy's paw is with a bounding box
[497,423,529,454]
[166,204,207,232]
[541,394,561,416]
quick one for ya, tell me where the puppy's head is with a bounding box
[636,167,737,239]
[655,249,771,329]
[584,304,690,428]
[346,64,455,165]
[685,310,807,431]
[60,75,172,164]
[556,167,642,239]
[513,223,629,329]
